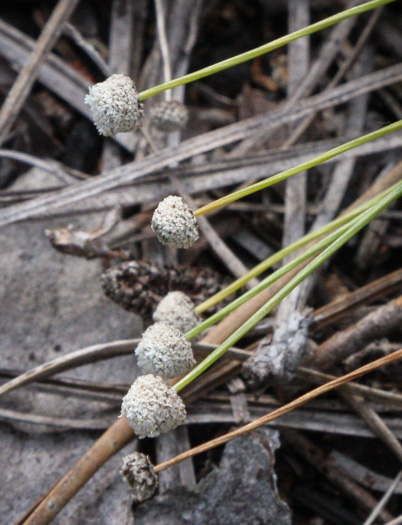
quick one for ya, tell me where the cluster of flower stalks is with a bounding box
[120,294,198,439]
[119,175,402,502]
[117,293,201,499]
[82,0,402,503]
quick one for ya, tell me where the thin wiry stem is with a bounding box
[176,179,402,391]
[194,121,402,216]
[195,184,396,314]
[139,0,396,100]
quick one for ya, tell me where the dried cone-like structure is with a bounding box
[84,74,143,136]
[149,100,189,132]
[152,196,199,249]
[120,452,158,503]
[101,261,229,318]
[135,322,195,378]
[121,374,186,438]
[153,291,199,333]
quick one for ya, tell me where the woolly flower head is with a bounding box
[151,196,199,249]
[149,100,189,132]
[135,321,195,378]
[153,292,199,333]
[120,452,158,502]
[120,374,186,438]
[84,74,143,136]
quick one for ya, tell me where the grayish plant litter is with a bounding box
[120,452,159,503]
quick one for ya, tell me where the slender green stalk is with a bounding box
[175,180,402,392]
[139,0,396,101]
[195,184,397,314]
[187,213,362,340]
[194,120,402,216]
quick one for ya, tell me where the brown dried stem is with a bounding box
[154,349,402,473]
[315,294,402,370]
[20,417,134,525]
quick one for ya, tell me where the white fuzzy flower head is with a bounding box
[151,196,199,249]
[84,74,143,136]
[121,374,186,438]
[153,292,199,333]
[120,452,158,503]
[135,321,195,378]
[149,100,189,132]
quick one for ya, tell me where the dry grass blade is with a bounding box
[0,0,80,146]
[0,340,138,398]
[6,134,401,221]
[329,451,402,494]
[155,349,402,472]
[0,150,83,183]
[283,3,383,149]
[384,515,402,525]
[0,339,247,401]
[0,407,112,430]
[282,429,393,522]
[297,367,402,408]
[339,391,402,462]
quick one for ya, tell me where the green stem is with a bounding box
[194,120,402,216]
[175,180,402,392]
[139,0,396,101]
[195,184,396,314]
[187,213,360,340]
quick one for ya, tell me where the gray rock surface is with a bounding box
[0,169,141,525]
[135,429,291,525]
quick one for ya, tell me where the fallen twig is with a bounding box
[315,295,402,370]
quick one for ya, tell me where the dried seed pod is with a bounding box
[135,322,195,378]
[153,291,199,333]
[84,74,143,136]
[151,196,199,249]
[120,452,158,503]
[101,261,229,318]
[149,100,189,132]
[121,374,186,438]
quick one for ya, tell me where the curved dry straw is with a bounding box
[156,349,402,472]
